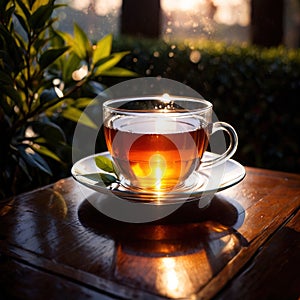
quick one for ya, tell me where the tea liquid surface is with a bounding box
[104,116,208,190]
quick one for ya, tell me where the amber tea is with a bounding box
[103,96,238,194]
[104,116,209,191]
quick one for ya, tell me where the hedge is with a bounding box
[108,38,300,173]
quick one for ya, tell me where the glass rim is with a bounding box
[103,95,213,116]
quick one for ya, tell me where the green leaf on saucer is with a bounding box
[80,172,118,186]
[95,155,115,173]
[100,173,118,185]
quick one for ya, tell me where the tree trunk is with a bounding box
[121,0,161,38]
[250,0,284,47]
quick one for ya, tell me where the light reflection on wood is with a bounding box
[114,222,242,298]
[76,194,247,298]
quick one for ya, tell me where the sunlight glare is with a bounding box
[162,0,205,12]
[95,0,122,16]
[69,0,249,26]
[162,0,250,26]
[70,0,87,11]
[212,0,250,26]
[149,154,166,190]
[70,0,121,15]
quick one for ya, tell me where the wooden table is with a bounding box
[0,167,299,299]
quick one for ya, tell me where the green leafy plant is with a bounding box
[0,0,136,199]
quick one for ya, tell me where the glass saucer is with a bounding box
[71,151,246,204]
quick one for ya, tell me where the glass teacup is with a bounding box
[103,96,238,193]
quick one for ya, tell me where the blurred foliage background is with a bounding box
[0,0,299,200]
[112,38,300,173]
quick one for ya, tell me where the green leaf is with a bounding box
[15,12,30,34]
[28,0,35,10]
[44,98,66,116]
[39,47,69,70]
[32,0,54,12]
[0,97,14,116]
[92,34,112,64]
[54,4,67,10]
[100,173,118,185]
[18,144,52,175]
[48,26,65,48]
[29,4,53,30]
[73,23,91,60]
[40,88,57,103]
[18,156,33,181]
[15,0,31,21]
[94,51,130,76]
[1,4,15,26]
[30,120,66,144]
[14,31,27,51]
[100,67,138,77]
[79,173,117,187]
[84,81,105,94]
[58,31,73,46]
[79,173,101,182]
[95,155,115,173]
[61,106,97,129]
[0,0,11,13]
[55,51,81,83]
[1,85,23,108]
[74,97,95,108]
[0,26,24,71]
[31,144,62,163]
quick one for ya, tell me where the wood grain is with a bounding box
[215,209,300,300]
[0,167,299,299]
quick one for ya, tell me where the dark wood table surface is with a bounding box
[0,166,299,300]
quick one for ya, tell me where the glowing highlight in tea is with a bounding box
[131,152,168,190]
[151,154,167,190]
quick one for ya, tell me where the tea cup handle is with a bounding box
[200,122,238,168]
